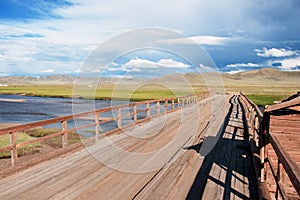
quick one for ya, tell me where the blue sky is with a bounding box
[0,0,299,77]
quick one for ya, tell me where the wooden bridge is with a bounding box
[0,93,299,199]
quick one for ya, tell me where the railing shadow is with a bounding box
[185,95,258,200]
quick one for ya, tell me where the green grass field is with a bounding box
[245,94,286,106]
[0,83,297,105]
[0,84,193,101]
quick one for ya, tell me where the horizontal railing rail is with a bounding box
[0,92,209,166]
[239,92,300,199]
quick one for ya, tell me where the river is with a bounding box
[0,94,132,137]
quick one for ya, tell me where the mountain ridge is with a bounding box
[0,68,299,86]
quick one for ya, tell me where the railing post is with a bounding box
[254,115,258,142]
[117,108,121,127]
[156,101,160,114]
[146,102,150,117]
[95,113,100,143]
[62,120,68,148]
[261,145,266,182]
[280,162,287,194]
[172,99,175,109]
[133,104,137,121]
[275,160,281,199]
[165,100,168,113]
[9,132,18,166]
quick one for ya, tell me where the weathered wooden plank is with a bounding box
[288,105,300,112]
[270,134,300,196]
[0,95,259,200]
[265,96,300,112]
[270,118,300,128]
[0,96,214,199]
[270,126,300,134]
[271,114,300,121]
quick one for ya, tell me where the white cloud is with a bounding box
[159,35,244,46]
[275,56,300,70]
[225,63,260,68]
[40,69,54,73]
[107,75,133,79]
[199,63,215,72]
[226,69,246,74]
[1,0,299,76]
[158,59,190,68]
[255,47,299,58]
[121,58,190,70]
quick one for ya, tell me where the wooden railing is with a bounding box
[0,93,209,166]
[239,92,300,199]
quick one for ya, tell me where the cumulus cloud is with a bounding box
[40,69,54,73]
[225,63,260,68]
[275,56,300,70]
[159,35,246,46]
[227,69,246,74]
[1,0,299,75]
[255,47,299,58]
[121,58,190,70]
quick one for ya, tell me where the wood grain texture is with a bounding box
[0,95,260,200]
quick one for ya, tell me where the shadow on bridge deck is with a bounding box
[186,95,259,200]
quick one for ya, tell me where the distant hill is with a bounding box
[222,68,300,85]
[0,75,75,85]
[147,68,300,86]
[0,68,299,86]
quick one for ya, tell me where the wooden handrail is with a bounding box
[239,93,271,200]
[0,95,197,135]
[269,134,300,196]
[240,92,300,199]
[0,92,208,166]
[240,92,263,120]
[265,96,300,112]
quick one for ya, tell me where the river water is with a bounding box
[0,94,131,136]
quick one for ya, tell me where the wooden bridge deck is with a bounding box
[0,95,258,199]
[187,95,258,199]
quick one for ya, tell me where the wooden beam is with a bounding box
[9,132,18,166]
[133,105,137,121]
[265,96,300,113]
[95,114,100,143]
[117,108,121,127]
[146,103,150,117]
[269,134,300,196]
[62,121,68,148]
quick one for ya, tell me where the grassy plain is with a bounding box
[0,84,192,101]
[0,83,298,105]
[224,85,299,106]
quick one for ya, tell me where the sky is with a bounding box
[0,0,299,77]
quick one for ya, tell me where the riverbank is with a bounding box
[0,98,26,102]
